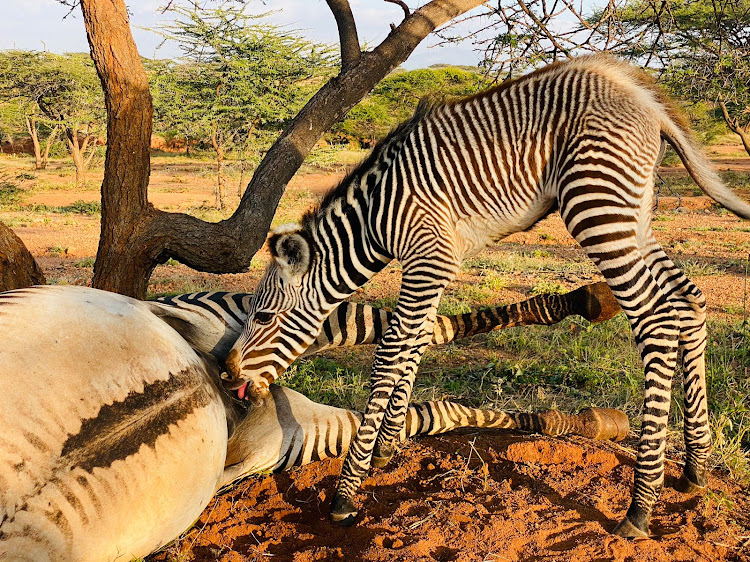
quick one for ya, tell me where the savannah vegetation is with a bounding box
[0,0,748,533]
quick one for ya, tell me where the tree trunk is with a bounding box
[718,99,750,157]
[25,116,42,170]
[0,222,46,291]
[66,127,87,186]
[82,0,484,298]
[82,0,156,298]
[737,127,750,158]
[210,128,226,209]
[41,125,60,169]
[84,137,98,168]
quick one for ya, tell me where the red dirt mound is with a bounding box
[151,432,750,562]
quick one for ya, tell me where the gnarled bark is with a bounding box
[0,222,46,291]
[82,0,484,298]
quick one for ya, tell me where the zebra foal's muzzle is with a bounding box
[221,347,272,406]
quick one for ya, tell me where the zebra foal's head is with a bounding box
[223,223,326,404]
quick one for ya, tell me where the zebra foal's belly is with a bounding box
[454,194,556,258]
[0,286,227,561]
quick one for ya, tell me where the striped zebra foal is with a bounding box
[223,55,750,537]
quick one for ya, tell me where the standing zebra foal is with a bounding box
[223,55,750,537]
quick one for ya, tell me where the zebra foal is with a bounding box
[222,55,750,536]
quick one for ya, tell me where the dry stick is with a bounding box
[187,497,220,550]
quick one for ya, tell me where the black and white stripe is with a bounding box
[149,281,617,362]
[223,55,750,535]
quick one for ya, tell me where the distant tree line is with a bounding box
[0,7,491,208]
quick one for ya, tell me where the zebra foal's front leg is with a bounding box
[330,260,454,526]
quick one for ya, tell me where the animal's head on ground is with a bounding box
[222,224,327,404]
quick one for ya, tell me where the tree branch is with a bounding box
[326,0,361,72]
[385,0,411,20]
[81,0,484,297]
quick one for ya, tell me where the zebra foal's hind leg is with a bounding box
[640,240,711,492]
[561,186,681,538]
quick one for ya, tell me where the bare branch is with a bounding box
[516,0,571,56]
[385,0,411,20]
[325,0,361,72]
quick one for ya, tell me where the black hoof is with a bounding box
[675,473,706,494]
[372,444,394,469]
[330,493,358,527]
[612,516,649,539]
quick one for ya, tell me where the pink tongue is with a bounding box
[237,382,248,400]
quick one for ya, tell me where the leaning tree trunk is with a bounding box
[65,127,87,186]
[0,222,46,291]
[41,126,59,170]
[719,99,750,157]
[82,0,484,298]
[25,116,42,170]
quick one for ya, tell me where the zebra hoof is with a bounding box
[612,516,649,539]
[574,281,621,324]
[372,444,394,469]
[330,493,359,527]
[675,473,706,494]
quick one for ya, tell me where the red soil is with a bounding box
[150,431,750,562]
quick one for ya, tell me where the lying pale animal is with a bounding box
[0,283,624,561]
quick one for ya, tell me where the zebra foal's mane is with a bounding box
[300,96,439,236]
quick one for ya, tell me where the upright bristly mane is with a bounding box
[300,97,438,235]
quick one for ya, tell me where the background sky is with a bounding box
[0,0,488,69]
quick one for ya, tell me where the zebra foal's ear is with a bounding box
[268,224,313,286]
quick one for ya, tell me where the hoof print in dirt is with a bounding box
[330,494,359,527]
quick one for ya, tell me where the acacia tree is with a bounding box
[0,51,104,181]
[80,0,485,298]
[0,52,61,169]
[151,6,335,208]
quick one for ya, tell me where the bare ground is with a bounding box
[150,432,750,562]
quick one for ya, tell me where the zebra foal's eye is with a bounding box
[254,311,274,325]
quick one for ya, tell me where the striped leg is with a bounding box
[562,183,681,536]
[330,259,456,525]
[641,159,712,491]
[372,341,427,468]
[639,244,710,491]
[614,292,680,537]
